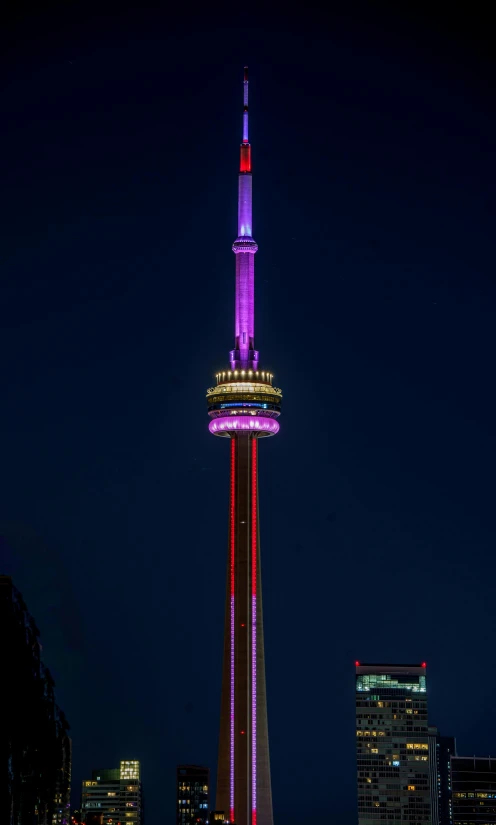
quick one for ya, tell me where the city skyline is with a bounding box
[2,3,496,824]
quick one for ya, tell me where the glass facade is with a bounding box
[451,757,496,824]
[176,765,209,825]
[356,663,433,823]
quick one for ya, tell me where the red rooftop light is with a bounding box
[421,662,427,668]
[355,661,360,667]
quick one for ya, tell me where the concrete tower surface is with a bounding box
[206,68,282,825]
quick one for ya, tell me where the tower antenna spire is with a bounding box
[243,66,249,144]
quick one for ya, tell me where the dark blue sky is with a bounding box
[2,2,495,823]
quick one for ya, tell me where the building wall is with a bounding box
[356,663,432,824]
[451,756,496,823]
[1,575,71,825]
[81,761,142,825]
[437,735,456,825]
[177,765,209,825]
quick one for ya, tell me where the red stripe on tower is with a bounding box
[230,436,236,823]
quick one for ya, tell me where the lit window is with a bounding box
[408,785,416,791]
[108,793,116,797]
[371,748,378,754]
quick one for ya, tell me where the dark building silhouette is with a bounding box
[81,761,143,824]
[451,756,496,823]
[1,574,71,825]
[176,765,209,825]
[356,662,433,824]
[429,726,441,825]
[436,735,457,825]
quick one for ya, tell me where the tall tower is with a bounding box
[206,68,281,825]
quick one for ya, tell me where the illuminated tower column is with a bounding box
[206,68,282,825]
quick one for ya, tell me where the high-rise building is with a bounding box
[355,662,432,823]
[81,761,143,825]
[1,574,71,825]
[429,726,441,825]
[206,68,281,825]
[451,756,496,823]
[436,734,456,825]
[176,765,209,825]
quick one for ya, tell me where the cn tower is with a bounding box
[206,68,281,825]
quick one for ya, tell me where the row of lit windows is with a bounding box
[358,714,426,721]
[210,378,278,392]
[178,784,209,793]
[455,792,496,799]
[356,699,427,713]
[356,674,427,691]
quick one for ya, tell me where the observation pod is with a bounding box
[205,68,281,825]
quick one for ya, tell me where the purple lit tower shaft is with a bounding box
[210,68,278,825]
[231,68,258,373]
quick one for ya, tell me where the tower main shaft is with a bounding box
[206,68,281,825]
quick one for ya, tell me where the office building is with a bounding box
[177,765,209,825]
[451,756,496,823]
[206,68,282,825]
[437,735,456,825]
[81,761,142,824]
[356,662,432,823]
[429,727,441,825]
[1,574,71,825]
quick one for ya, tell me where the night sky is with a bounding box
[2,2,496,823]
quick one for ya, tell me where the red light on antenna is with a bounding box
[240,730,245,735]
[240,144,251,172]
[355,661,360,667]
[421,661,427,668]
